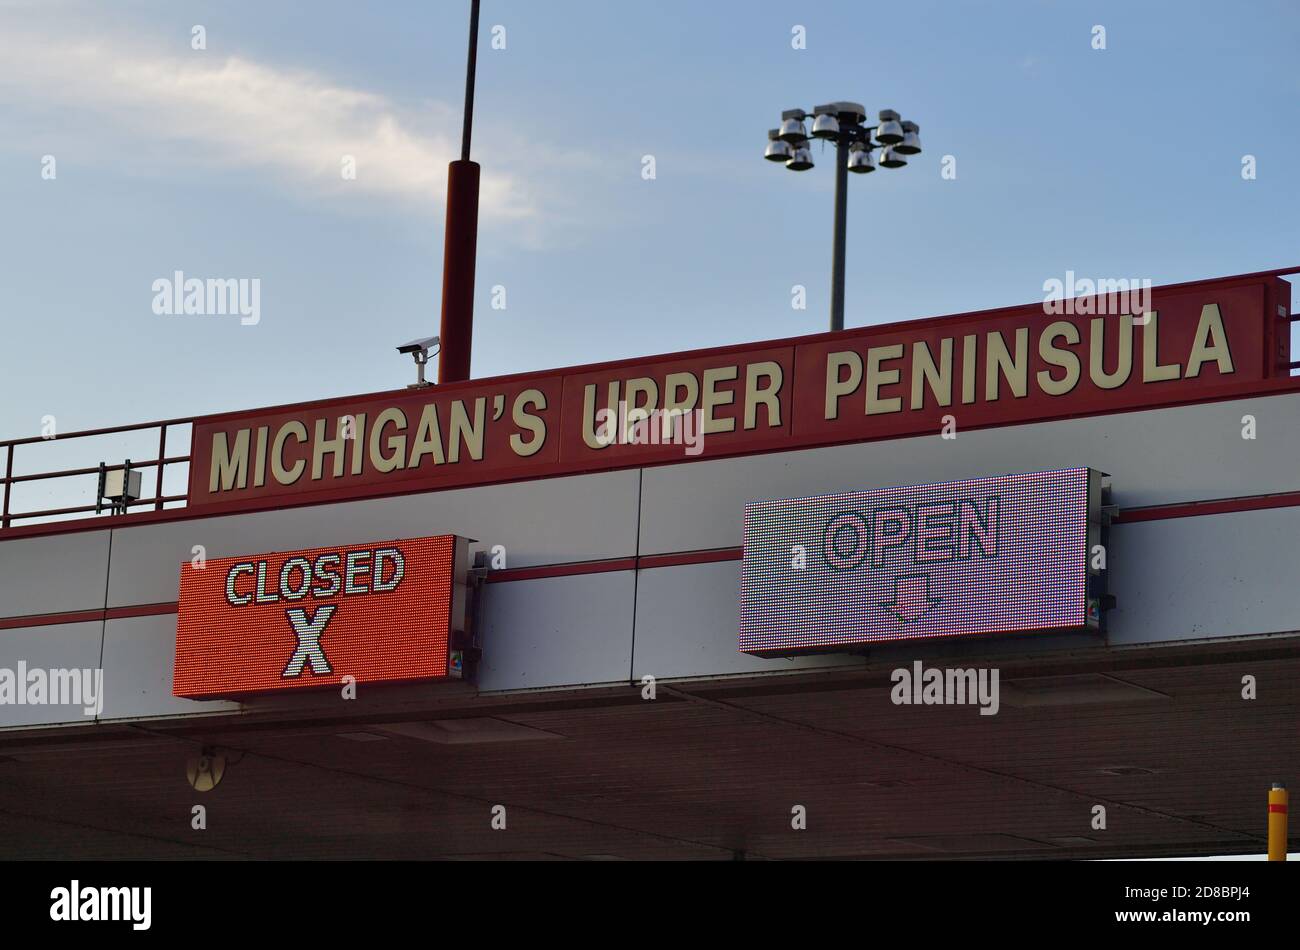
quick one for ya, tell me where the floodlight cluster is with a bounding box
[764,102,921,174]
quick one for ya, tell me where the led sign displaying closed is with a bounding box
[173,535,469,698]
[740,468,1106,656]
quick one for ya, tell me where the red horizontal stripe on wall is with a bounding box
[108,602,181,620]
[1115,491,1300,523]
[636,549,741,570]
[6,484,1300,629]
[0,602,178,630]
[484,549,741,584]
[0,608,105,630]
[485,557,637,584]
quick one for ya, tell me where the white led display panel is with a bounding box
[740,468,1106,656]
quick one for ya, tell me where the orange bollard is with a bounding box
[1268,783,1288,861]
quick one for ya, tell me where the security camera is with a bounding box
[397,335,440,356]
[397,335,440,387]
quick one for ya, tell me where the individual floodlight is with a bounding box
[895,120,922,155]
[875,109,904,145]
[778,110,808,143]
[878,146,907,168]
[847,143,876,173]
[786,144,814,171]
[811,111,840,139]
[764,130,793,162]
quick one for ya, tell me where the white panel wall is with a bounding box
[99,614,241,721]
[627,512,1300,681]
[2,390,1300,726]
[632,561,862,680]
[0,621,103,729]
[638,392,1300,555]
[0,530,110,618]
[634,563,1103,680]
[106,468,642,608]
[478,572,638,691]
[1107,508,1300,644]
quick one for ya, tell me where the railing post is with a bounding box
[155,426,167,511]
[2,444,12,529]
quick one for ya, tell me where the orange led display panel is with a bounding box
[173,535,467,699]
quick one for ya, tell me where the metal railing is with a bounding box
[0,418,192,530]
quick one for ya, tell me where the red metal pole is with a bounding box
[437,159,480,383]
[437,0,482,385]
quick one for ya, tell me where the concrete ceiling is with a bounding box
[2,635,1296,860]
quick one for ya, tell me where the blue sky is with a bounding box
[2,0,1299,462]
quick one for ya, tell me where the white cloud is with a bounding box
[0,25,537,220]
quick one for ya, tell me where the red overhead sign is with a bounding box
[173,535,469,699]
[188,272,1290,509]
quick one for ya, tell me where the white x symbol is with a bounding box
[282,605,336,677]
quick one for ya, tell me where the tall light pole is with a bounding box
[765,102,922,332]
